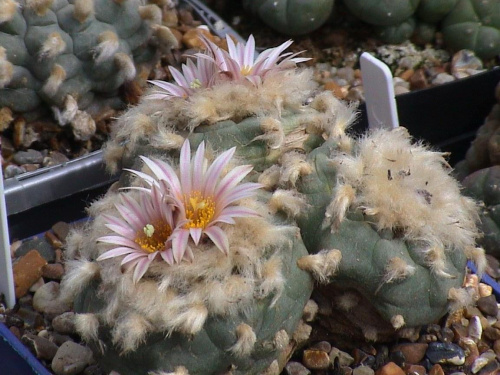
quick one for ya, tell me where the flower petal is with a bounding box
[218,182,263,208]
[192,141,206,192]
[121,252,146,266]
[203,147,236,196]
[139,156,182,197]
[96,247,135,261]
[98,235,139,249]
[160,249,174,265]
[133,257,154,283]
[214,165,253,200]
[180,140,192,195]
[189,227,203,245]
[172,229,189,263]
[204,226,229,255]
[213,206,260,225]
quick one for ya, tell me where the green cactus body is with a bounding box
[441,0,500,59]
[73,229,312,375]
[462,166,500,258]
[416,0,459,23]
[0,0,174,120]
[342,0,420,26]
[242,0,335,35]
[375,17,417,44]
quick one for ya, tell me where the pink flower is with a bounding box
[96,185,183,283]
[128,140,262,261]
[146,57,217,100]
[200,34,310,85]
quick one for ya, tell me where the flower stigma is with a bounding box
[184,191,216,229]
[189,78,202,89]
[240,65,253,76]
[135,221,172,253]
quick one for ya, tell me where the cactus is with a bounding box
[416,0,459,23]
[441,0,500,60]
[342,0,420,26]
[461,166,500,258]
[241,0,335,36]
[59,35,485,373]
[260,123,485,342]
[0,0,176,139]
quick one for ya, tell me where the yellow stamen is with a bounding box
[241,65,252,76]
[135,220,172,253]
[184,191,215,229]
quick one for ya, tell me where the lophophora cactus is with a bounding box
[60,34,485,374]
[0,0,177,140]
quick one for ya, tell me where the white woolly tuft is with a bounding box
[323,184,356,231]
[464,246,486,278]
[73,0,94,23]
[390,314,405,330]
[279,152,312,187]
[112,313,153,353]
[336,292,359,312]
[39,32,66,60]
[273,329,290,351]
[93,31,119,64]
[152,25,179,50]
[229,323,257,357]
[258,165,281,190]
[269,189,308,218]
[0,47,13,88]
[166,303,208,336]
[0,0,18,23]
[42,64,66,97]
[74,313,100,343]
[363,327,378,342]
[331,127,481,275]
[138,4,162,24]
[376,257,416,293]
[148,367,189,375]
[59,260,100,303]
[252,117,285,150]
[52,94,78,126]
[26,0,53,15]
[309,91,358,138]
[297,249,342,283]
[114,53,136,81]
[257,256,284,307]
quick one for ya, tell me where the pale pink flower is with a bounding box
[128,140,262,261]
[200,34,310,85]
[96,185,185,283]
[146,57,217,100]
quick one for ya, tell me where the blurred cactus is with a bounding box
[416,0,459,23]
[0,0,177,139]
[441,0,500,60]
[461,166,500,259]
[342,0,420,26]
[242,0,335,35]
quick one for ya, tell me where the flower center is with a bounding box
[241,65,253,76]
[134,220,172,253]
[184,191,215,229]
[190,78,202,89]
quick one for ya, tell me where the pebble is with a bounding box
[409,69,429,90]
[451,50,483,79]
[16,237,57,263]
[22,333,59,361]
[284,361,311,375]
[375,362,405,375]
[310,341,331,353]
[52,312,76,335]
[469,315,483,342]
[302,349,330,370]
[13,149,44,165]
[51,341,95,375]
[33,281,72,319]
[478,283,493,298]
[391,343,428,364]
[43,151,70,167]
[13,249,48,298]
[431,73,454,85]
[4,164,26,178]
[428,364,444,375]
[353,365,375,375]
[477,295,499,317]
[404,364,426,375]
[12,307,44,329]
[330,347,354,367]
[426,342,465,365]
[52,221,71,242]
[42,263,65,280]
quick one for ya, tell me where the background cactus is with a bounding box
[241,0,335,36]
[0,0,176,139]
[461,166,500,259]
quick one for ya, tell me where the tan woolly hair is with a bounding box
[328,127,483,275]
[61,157,294,353]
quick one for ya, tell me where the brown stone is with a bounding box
[428,364,444,375]
[477,295,499,317]
[493,339,500,357]
[398,69,414,82]
[303,349,331,370]
[403,364,425,375]
[13,250,48,298]
[409,69,429,90]
[483,326,500,341]
[44,231,63,249]
[324,81,348,99]
[51,221,70,242]
[392,343,428,364]
[375,362,405,375]
[42,263,65,280]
